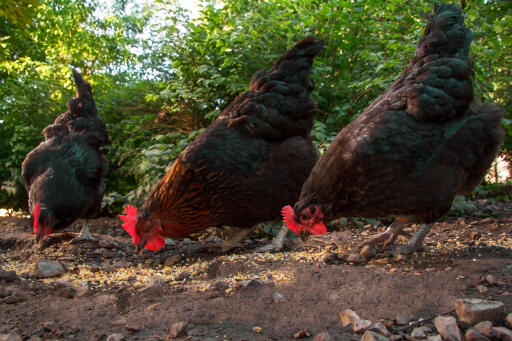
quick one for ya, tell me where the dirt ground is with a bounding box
[1,200,512,341]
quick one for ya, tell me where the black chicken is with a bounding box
[119,37,324,254]
[283,4,505,256]
[22,70,108,243]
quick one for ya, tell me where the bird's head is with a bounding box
[118,205,165,255]
[32,203,53,243]
[282,204,327,242]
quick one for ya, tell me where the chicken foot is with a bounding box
[395,223,432,256]
[204,228,252,254]
[70,221,97,243]
[359,218,411,249]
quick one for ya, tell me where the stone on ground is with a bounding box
[434,315,461,341]
[454,298,504,325]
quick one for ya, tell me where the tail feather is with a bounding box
[222,37,324,140]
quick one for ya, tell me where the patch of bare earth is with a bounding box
[1,200,511,340]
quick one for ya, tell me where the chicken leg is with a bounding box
[395,223,432,255]
[256,224,288,253]
[359,217,412,249]
[204,227,252,254]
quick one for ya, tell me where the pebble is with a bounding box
[360,330,389,341]
[0,270,20,282]
[252,327,262,334]
[0,332,23,341]
[165,254,182,267]
[506,313,512,328]
[340,310,373,333]
[454,298,504,325]
[313,331,335,341]
[476,285,488,294]
[485,275,496,286]
[473,321,495,338]
[111,317,127,327]
[427,335,442,341]
[394,254,408,262]
[293,330,311,339]
[465,329,490,341]
[434,315,461,341]
[99,239,116,249]
[411,326,432,338]
[360,246,377,261]
[492,327,512,341]
[271,291,285,303]
[395,315,411,325]
[168,321,188,339]
[347,253,365,263]
[106,333,125,341]
[33,260,66,278]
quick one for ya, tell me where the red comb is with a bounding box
[33,203,40,234]
[118,205,139,245]
[282,205,303,235]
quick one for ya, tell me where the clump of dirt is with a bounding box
[1,200,512,340]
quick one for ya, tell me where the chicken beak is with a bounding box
[136,241,147,257]
[300,230,310,243]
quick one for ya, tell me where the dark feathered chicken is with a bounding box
[22,70,108,242]
[119,37,324,253]
[283,4,505,255]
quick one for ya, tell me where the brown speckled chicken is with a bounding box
[283,4,505,256]
[119,37,324,253]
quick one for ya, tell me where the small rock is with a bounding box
[492,327,512,341]
[476,285,488,294]
[99,239,116,249]
[322,252,338,264]
[347,253,365,263]
[183,238,192,244]
[212,281,229,293]
[380,320,394,329]
[33,260,66,278]
[473,321,495,338]
[293,330,311,339]
[206,260,222,278]
[485,275,496,286]
[164,238,176,246]
[0,332,23,341]
[101,250,115,258]
[73,285,90,298]
[125,323,140,332]
[252,327,262,334]
[411,326,432,338]
[368,322,390,337]
[464,329,490,341]
[434,315,461,341]
[272,291,285,303]
[360,246,377,261]
[506,313,512,328]
[395,254,408,262]
[165,254,182,267]
[340,310,373,333]
[3,293,26,304]
[336,253,347,261]
[106,333,125,341]
[427,336,442,341]
[95,294,115,305]
[111,317,127,327]
[395,315,411,325]
[313,331,335,341]
[454,298,504,325]
[167,321,188,339]
[361,330,389,341]
[0,270,20,282]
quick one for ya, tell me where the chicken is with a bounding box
[21,70,108,243]
[283,4,505,256]
[119,37,324,253]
